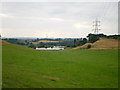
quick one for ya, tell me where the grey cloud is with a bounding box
[1,2,118,38]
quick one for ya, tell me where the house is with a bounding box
[36,46,65,50]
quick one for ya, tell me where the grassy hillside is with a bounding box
[73,38,120,50]
[0,40,10,45]
[2,42,118,88]
[73,43,93,50]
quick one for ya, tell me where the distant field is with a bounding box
[2,42,118,88]
[32,40,60,44]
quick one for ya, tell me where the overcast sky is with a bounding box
[0,2,118,38]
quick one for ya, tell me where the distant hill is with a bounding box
[0,40,10,45]
[73,38,120,50]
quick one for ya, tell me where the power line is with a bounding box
[100,2,116,21]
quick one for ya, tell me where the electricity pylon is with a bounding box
[92,19,101,34]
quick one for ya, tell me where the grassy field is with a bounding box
[0,40,2,89]
[2,43,118,88]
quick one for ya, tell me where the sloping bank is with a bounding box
[73,38,120,50]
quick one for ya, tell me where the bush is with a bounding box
[38,45,45,48]
[29,44,36,49]
[87,45,92,49]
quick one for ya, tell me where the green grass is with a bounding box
[2,44,118,88]
[0,43,2,89]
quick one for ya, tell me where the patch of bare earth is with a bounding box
[91,48,120,50]
[42,75,60,82]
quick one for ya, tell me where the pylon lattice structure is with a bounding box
[92,19,101,34]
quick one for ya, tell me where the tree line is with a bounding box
[2,33,120,49]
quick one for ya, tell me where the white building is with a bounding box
[36,46,65,50]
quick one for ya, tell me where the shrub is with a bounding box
[87,44,92,49]
[29,44,36,49]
